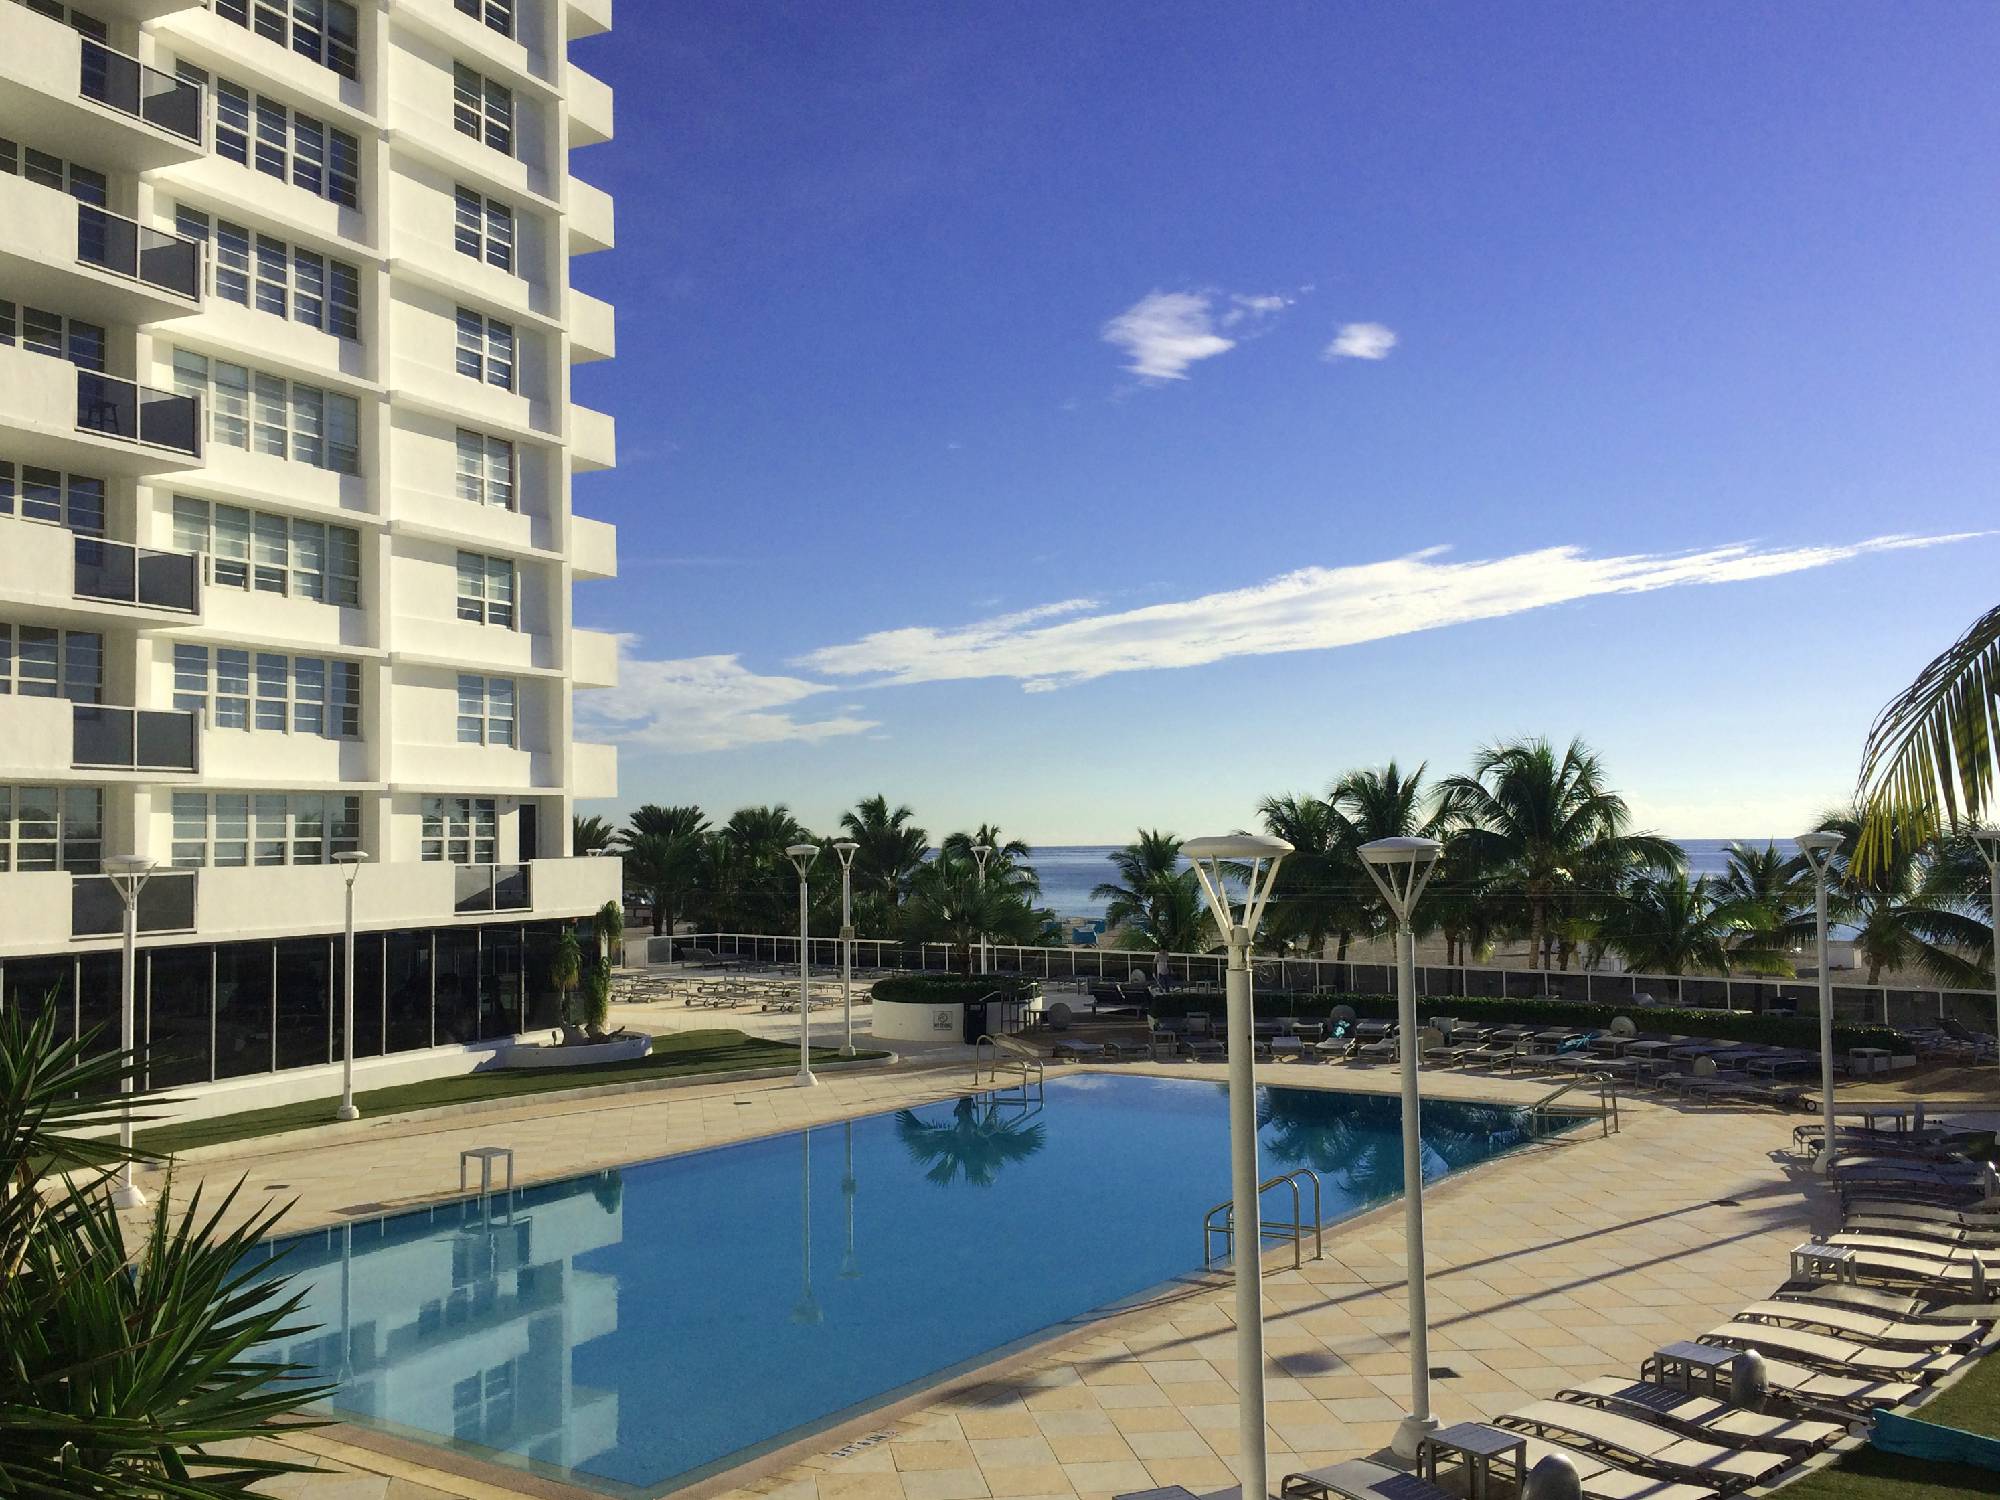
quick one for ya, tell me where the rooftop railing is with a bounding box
[79,37,204,144]
[71,704,199,773]
[75,370,201,456]
[76,203,201,301]
[72,535,199,612]
[71,870,197,938]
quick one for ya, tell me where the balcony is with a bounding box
[71,870,197,938]
[0,517,203,629]
[567,0,612,39]
[572,741,617,800]
[77,371,202,459]
[569,68,614,148]
[455,862,533,914]
[571,515,617,581]
[72,536,200,614]
[570,290,615,363]
[572,628,618,689]
[71,705,200,774]
[570,404,615,472]
[567,178,614,255]
[0,9,207,170]
[0,177,203,324]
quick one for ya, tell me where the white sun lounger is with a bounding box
[1279,1460,1450,1500]
[1775,1282,1926,1320]
[1731,1299,1980,1350]
[1843,1214,2000,1248]
[1511,1434,1721,1500]
[1498,1401,1791,1489]
[1699,1323,1960,1380]
[1829,1231,1996,1268]
[1557,1379,1843,1456]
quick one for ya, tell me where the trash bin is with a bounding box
[963,997,988,1044]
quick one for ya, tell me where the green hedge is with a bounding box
[1145,989,1904,1054]
[871,974,1041,1005]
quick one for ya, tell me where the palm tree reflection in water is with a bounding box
[895,1096,1049,1189]
[1255,1089,1524,1210]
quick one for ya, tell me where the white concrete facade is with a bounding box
[0,0,620,962]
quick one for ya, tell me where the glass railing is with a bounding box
[71,704,199,772]
[455,863,534,914]
[75,371,201,456]
[71,870,197,938]
[78,38,204,144]
[76,204,201,301]
[73,536,199,612]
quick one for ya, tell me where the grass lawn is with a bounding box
[136,1029,885,1155]
[1770,1351,2000,1498]
[1914,1344,2000,1440]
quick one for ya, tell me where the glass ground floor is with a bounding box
[0,916,594,1090]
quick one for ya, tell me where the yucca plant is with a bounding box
[0,1006,329,1499]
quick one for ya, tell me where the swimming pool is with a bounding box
[252,1076,1547,1495]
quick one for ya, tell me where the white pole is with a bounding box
[840,861,856,1058]
[337,868,360,1121]
[1222,923,1267,1500]
[113,882,145,1209]
[1391,917,1435,1459]
[797,868,816,1086]
[1813,856,1836,1173]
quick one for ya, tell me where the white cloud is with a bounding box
[1325,321,1398,360]
[1101,289,1292,380]
[796,534,1977,691]
[577,639,877,753]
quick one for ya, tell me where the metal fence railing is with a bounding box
[651,931,1995,1033]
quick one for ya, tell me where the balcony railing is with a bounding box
[77,204,201,301]
[76,371,201,456]
[455,863,533,914]
[71,704,199,773]
[71,870,197,938]
[73,536,199,612]
[78,38,204,144]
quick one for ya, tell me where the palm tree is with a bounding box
[628,803,709,844]
[571,814,617,855]
[1855,602,2000,874]
[1791,810,1991,985]
[1253,793,1353,959]
[1092,830,1209,953]
[1330,761,1448,948]
[619,830,706,936]
[839,796,929,910]
[721,805,811,932]
[899,850,1052,969]
[1592,873,1791,976]
[1713,840,1806,966]
[1440,737,1681,969]
[941,825,1041,898]
[893,1098,1046,1188]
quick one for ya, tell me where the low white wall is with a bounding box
[870,998,965,1043]
[134,1035,526,1128]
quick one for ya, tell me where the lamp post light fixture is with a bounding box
[1971,830,2000,1072]
[1358,835,1445,1461]
[785,843,821,1087]
[970,844,993,975]
[832,840,860,1058]
[104,853,155,1210]
[333,850,368,1121]
[1182,832,1292,1500]
[1796,829,1844,1172]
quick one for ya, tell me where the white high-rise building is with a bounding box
[0,0,622,1095]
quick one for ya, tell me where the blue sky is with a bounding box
[568,3,2000,843]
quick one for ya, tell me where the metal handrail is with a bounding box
[972,1034,1044,1100]
[1203,1167,1323,1272]
[1526,1077,1619,1138]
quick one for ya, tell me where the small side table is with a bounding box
[1643,1340,1738,1398]
[1791,1241,1858,1285]
[459,1145,515,1197]
[1419,1421,1526,1500]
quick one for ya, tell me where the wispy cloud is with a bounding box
[797,534,1976,691]
[578,639,877,753]
[1325,321,1398,360]
[1101,289,1292,381]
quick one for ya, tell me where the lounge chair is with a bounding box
[1280,1460,1451,1500]
[1843,1214,2000,1249]
[1729,1299,1980,1350]
[1498,1433,1721,1500]
[1774,1281,1928,1321]
[1829,1230,1996,1269]
[1841,1197,2000,1230]
[1555,1379,1843,1457]
[1810,1241,1994,1295]
[1496,1400,1792,1491]
[1052,1038,1105,1062]
[1696,1322,1961,1381]
[1185,1036,1226,1063]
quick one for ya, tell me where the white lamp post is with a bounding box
[786,843,821,1087]
[1971,830,2000,1071]
[832,840,860,1058]
[333,850,367,1121]
[104,853,155,1210]
[970,844,993,975]
[1796,830,1843,1172]
[1358,835,1445,1461]
[1183,833,1292,1500]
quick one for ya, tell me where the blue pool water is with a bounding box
[253,1077,1541,1495]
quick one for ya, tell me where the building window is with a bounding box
[23,1,108,36]
[211,0,359,79]
[0,137,106,204]
[182,64,360,208]
[452,64,513,155]
[454,430,515,510]
[169,352,361,474]
[173,207,362,340]
[0,462,105,534]
[173,646,360,737]
[171,791,358,868]
[0,785,102,873]
[454,310,515,390]
[170,498,361,605]
[0,625,101,702]
[454,552,516,628]
[455,675,515,747]
[453,187,514,273]
[422,796,498,863]
[453,0,511,36]
[0,303,106,372]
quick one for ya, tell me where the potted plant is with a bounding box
[551,927,583,1039]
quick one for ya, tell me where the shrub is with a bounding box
[872,974,1040,1005]
[581,958,613,1031]
[1145,989,1904,1053]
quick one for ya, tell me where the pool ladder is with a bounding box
[1203,1167,1323,1273]
[974,1034,1045,1102]
[1527,1077,1620,1138]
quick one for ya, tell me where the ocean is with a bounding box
[1029,838,1789,920]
